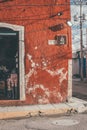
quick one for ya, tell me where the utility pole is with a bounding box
[80,0,84,80]
[86,28,87,79]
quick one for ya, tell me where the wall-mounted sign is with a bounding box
[48,24,64,32]
[55,35,67,45]
[48,40,56,45]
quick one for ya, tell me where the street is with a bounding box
[0,112,87,130]
[72,79,87,101]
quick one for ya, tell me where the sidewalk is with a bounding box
[0,79,87,119]
[0,97,87,119]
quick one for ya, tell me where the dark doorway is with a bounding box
[0,27,19,100]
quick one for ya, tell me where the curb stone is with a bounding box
[0,97,87,119]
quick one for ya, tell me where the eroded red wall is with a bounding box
[0,0,72,105]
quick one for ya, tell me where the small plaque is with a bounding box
[48,40,56,45]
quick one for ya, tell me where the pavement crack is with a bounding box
[24,124,48,130]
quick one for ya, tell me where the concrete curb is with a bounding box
[0,97,87,119]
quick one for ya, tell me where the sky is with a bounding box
[70,0,87,52]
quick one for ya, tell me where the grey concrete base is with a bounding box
[0,97,87,119]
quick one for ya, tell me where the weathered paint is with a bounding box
[0,0,72,105]
[46,68,68,85]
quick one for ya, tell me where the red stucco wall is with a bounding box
[0,0,72,105]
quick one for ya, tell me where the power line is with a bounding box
[0,17,68,22]
[0,1,86,11]
[0,3,74,8]
[0,8,69,20]
[0,2,86,9]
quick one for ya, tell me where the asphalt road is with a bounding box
[72,79,87,101]
[0,113,87,130]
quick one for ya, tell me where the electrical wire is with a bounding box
[0,1,85,11]
[0,8,69,20]
[0,3,74,8]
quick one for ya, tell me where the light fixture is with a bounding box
[50,12,63,18]
[57,12,63,16]
[67,21,72,27]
